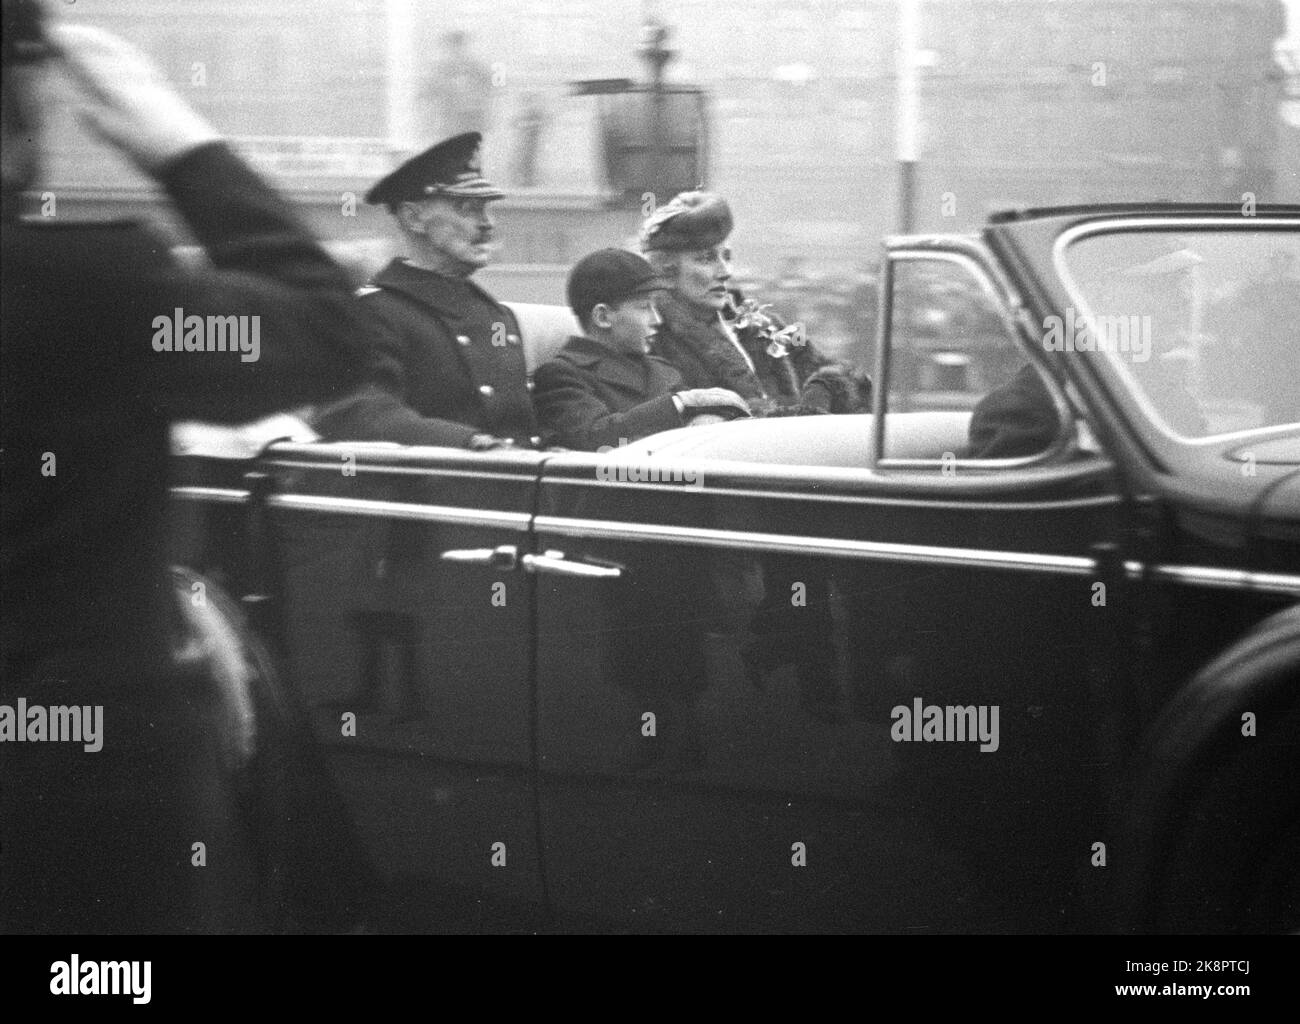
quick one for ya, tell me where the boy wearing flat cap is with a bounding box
[315,131,537,448]
[534,248,750,451]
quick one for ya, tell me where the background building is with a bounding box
[39,0,1298,295]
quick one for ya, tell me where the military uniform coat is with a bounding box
[316,259,538,447]
[534,335,685,450]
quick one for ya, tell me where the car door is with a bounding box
[531,240,1131,932]
[254,443,549,929]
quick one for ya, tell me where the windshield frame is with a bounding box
[1052,216,1300,449]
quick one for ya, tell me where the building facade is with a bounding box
[40,0,1294,284]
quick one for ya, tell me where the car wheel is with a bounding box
[1142,706,1299,933]
[169,566,373,932]
[1122,605,1300,934]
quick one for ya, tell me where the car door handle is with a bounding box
[521,550,623,579]
[440,544,519,571]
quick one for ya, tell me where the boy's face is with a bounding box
[599,294,662,354]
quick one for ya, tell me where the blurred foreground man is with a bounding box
[315,132,537,448]
[1,5,372,932]
[533,248,750,450]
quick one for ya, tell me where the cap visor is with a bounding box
[632,277,670,295]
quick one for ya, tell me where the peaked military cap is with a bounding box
[366,131,505,209]
[640,191,734,252]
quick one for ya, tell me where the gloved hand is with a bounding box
[52,24,221,174]
[801,365,873,414]
[673,388,752,419]
[467,434,517,452]
[759,402,831,418]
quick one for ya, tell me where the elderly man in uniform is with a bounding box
[315,131,536,449]
[308,133,537,725]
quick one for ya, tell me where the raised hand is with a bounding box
[51,24,220,173]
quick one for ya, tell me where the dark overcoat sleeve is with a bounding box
[313,382,481,447]
[310,297,482,447]
[135,142,372,421]
[533,359,682,451]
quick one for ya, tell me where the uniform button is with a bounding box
[526,380,535,392]
[507,333,520,346]
[457,334,472,346]
[529,435,541,447]
[479,384,495,397]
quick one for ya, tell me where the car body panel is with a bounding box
[530,446,1125,931]
[182,445,554,927]
[167,205,1299,932]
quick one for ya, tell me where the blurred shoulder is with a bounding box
[3,217,174,306]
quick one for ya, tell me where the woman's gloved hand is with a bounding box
[467,433,517,452]
[801,365,873,414]
[674,388,752,421]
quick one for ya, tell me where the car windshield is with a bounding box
[1057,227,1299,440]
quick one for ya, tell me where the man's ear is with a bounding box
[590,303,614,330]
[395,201,427,235]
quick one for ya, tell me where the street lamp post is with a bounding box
[385,0,416,156]
[897,0,921,234]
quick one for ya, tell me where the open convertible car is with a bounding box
[170,204,1299,933]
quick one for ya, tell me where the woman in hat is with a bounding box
[639,191,868,417]
[640,192,850,722]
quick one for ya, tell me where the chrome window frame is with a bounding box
[871,237,1078,471]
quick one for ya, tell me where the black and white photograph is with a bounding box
[2,0,1298,997]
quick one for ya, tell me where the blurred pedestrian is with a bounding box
[509,90,547,188]
[421,30,493,142]
[1206,247,1300,426]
